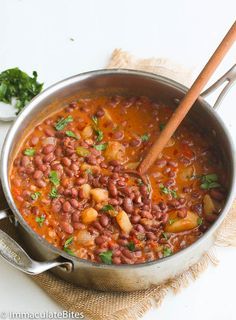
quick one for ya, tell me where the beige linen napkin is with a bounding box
[1,49,236,320]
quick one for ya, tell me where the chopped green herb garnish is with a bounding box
[197,217,203,226]
[137,179,143,186]
[31,192,41,201]
[102,204,115,212]
[35,215,45,227]
[159,123,165,131]
[168,219,177,225]
[76,146,90,157]
[94,128,104,142]
[163,247,172,257]
[0,68,43,114]
[94,143,108,151]
[49,187,58,198]
[159,183,178,198]
[64,236,74,248]
[49,171,60,186]
[140,133,150,142]
[162,232,169,240]
[24,148,35,156]
[147,183,152,194]
[200,174,221,190]
[65,130,78,139]
[86,168,93,175]
[127,241,135,252]
[99,250,113,264]
[91,115,98,126]
[55,115,73,131]
[63,236,75,256]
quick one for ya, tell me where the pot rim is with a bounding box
[1,68,236,269]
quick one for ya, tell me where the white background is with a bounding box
[0,0,236,319]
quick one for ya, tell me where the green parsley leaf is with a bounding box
[76,146,90,157]
[163,247,172,257]
[63,237,75,256]
[140,133,150,142]
[101,204,115,212]
[91,115,98,126]
[94,128,104,142]
[49,187,58,198]
[31,192,41,201]
[64,236,74,248]
[197,217,203,226]
[147,183,152,194]
[85,168,93,175]
[0,68,43,114]
[200,174,221,190]
[168,219,177,225]
[137,178,143,186]
[65,130,78,139]
[35,215,45,227]
[49,171,60,186]
[99,250,113,264]
[159,123,165,131]
[55,115,73,131]
[127,241,135,252]
[162,232,169,240]
[63,247,75,256]
[159,183,178,198]
[94,143,108,151]
[24,148,35,156]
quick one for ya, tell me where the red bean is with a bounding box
[131,215,141,224]
[43,144,55,155]
[167,161,178,167]
[31,206,39,215]
[122,249,134,259]
[113,257,121,264]
[123,197,133,213]
[51,201,62,213]
[70,199,79,209]
[73,222,85,230]
[62,157,71,167]
[21,156,30,167]
[129,137,141,147]
[117,239,128,246]
[95,236,108,245]
[63,201,72,212]
[30,136,39,146]
[100,215,109,227]
[33,170,43,180]
[108,182,118,197]
[45,128,55,137]
[43,153,55,163]
[75,177,87,186]
[112,131,124,140]
[87,155,97,165]
[60,221,74,234]
[35,179,46,188]
[155,159,167,168]
[72,211,80,222]
[177,209,187,218]
[96,108,105,118]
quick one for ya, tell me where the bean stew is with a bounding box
[10,96,227,265]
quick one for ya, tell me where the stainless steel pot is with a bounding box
[0,67,236,292]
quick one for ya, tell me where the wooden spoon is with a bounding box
[138,21,236,175]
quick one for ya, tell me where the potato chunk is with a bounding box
[203,194,219,215]
[90,188,108,203]
[80,184,91,199]
[81,125,93,139]
[77,230,95,246]
[116,210,133,234]
[165,211,198,233]
[104,141,126,163]
[81,207,98,224]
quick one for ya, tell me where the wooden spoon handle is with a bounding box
[138,21,236,175]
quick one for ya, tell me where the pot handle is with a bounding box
[0,209,73,275]
[201,64,236,110]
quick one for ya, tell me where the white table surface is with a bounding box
[0,0,236,319]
